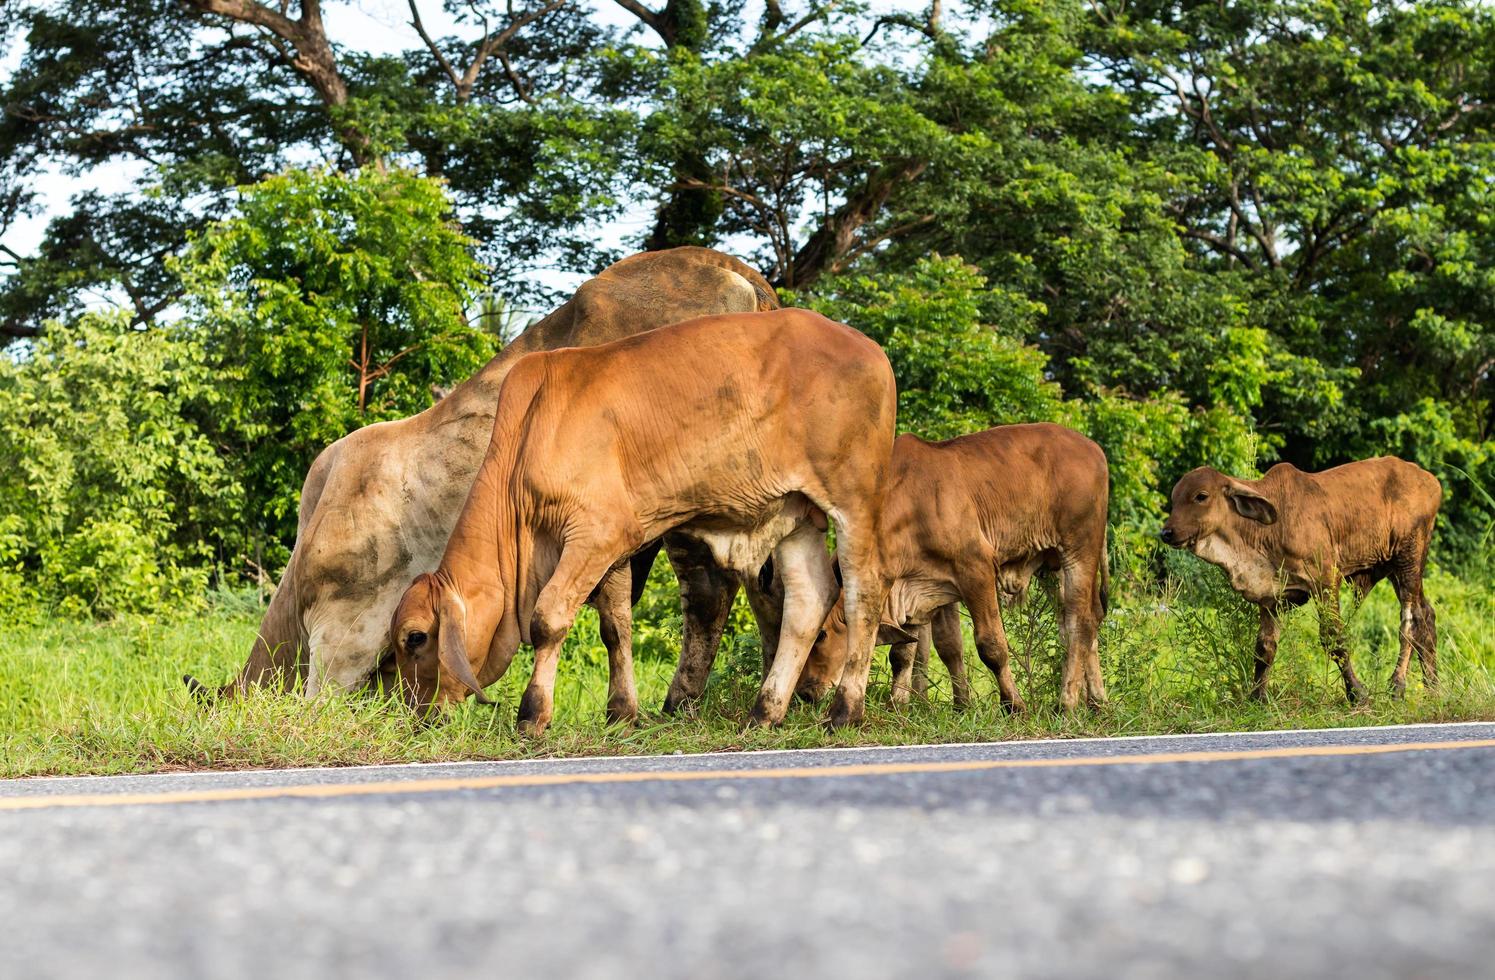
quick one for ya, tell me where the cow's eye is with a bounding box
[406,630,428,650]
[816,630,827,644]
[1193,491,1209,503]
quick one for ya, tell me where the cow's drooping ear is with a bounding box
[436,590,494,704]
[1224,483,1278,525]
[876,623,919,646]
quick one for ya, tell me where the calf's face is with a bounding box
[796,595,918,702]
[388,573,493,714]
[1160,467,1278,550]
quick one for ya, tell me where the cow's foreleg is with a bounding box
[1315,578,1367,705]
[966,585,1025,714]
[824,526,887,730]
[518,545,622,737]
[594,561,639,726]
[1252,604,1280,701]
[930,602,971,709]
[747,523,839,728]
[660,535,740,716]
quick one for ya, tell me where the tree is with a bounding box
[175,167,495,554]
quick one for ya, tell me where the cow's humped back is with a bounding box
[456,248,773,398]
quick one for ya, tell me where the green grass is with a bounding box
[2,562,1493,779]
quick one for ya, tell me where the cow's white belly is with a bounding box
[1193,536,1283,603]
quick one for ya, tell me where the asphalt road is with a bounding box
[4,723,1495,980]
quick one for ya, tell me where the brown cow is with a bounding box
[388,308,897,734]
[191,247,777,700]
[794,423,1111,713]
[1159,458,1440,702]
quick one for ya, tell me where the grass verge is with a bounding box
[2,563,1492,778]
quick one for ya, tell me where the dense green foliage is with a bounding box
[176,167,496,555]
[2,0,1494,615]
[0,313,239,616]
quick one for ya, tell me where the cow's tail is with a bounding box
[184,572,304,703]
[1098,533,1111,617]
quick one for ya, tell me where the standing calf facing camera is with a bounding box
[388,308,897,735]
[1159,458,1440,703]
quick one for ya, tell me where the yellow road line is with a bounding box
[4,738,1493,813]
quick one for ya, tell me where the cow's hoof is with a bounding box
[1346,683,1370,706]
[1388,679,1407,700]
[824,699,863,730]
[1003,699,1027,716]
[604,702,639,728]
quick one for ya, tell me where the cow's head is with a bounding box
[1160,467,1278,549]
[387,571,494,714]
[796,594,918,702]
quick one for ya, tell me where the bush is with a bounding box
[0,312,240,617]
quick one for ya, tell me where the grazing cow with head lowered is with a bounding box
[189,247,777,701]
[388,309,897,734]
[793,423,1111,713]
[1159,458,1440,702]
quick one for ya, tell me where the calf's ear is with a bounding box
[876,623,919,646]
[1224,483,1278,525]
[437,591,495,705]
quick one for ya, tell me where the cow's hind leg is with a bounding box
[824,514,888,730]
[660,535,741,716]
[593,561,639,726]
[747,523,839,728]
[930,602,971,709]
[518,543,627,737]
[1316,578,1367,705]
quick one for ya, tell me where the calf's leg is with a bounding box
[930,602,971,709]
[1252,604,1280,701]
[1390,558,1437,696]
[1315,579,1367,705]
[888,632,923,705]
[1058,559,1106,711]
[966,585,1024,713]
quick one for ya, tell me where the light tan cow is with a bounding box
[388,309,897,734]
[794,423,1111,712]
[194,248,778,699]
[1160,458,1440,702]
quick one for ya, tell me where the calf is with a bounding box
[388,309,897,734]
[1159,458,1440,702]
[794,423,1111,713]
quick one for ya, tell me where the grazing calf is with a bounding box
[388,309,897,734]
[795,423,1111,713]
[1159,458,1440,702]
